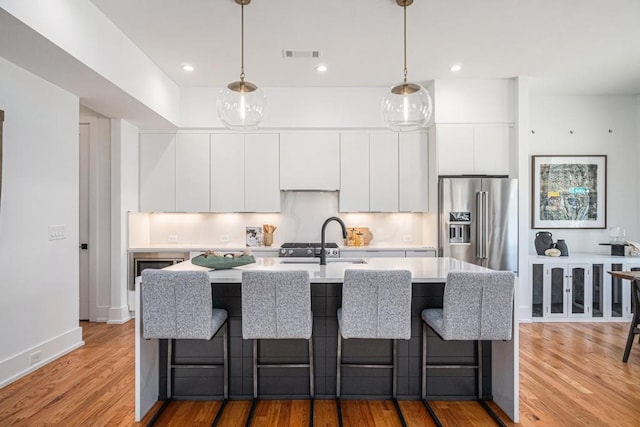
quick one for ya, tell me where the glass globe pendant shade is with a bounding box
[217,80,266,130]
[381,82,433,132]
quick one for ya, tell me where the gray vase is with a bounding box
[555,239,569,256]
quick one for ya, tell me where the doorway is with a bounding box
[79,123,89,320]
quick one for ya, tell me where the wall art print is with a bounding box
[531,155,606,229]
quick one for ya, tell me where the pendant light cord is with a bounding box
[240,2,245,82]
[403,3,407,84]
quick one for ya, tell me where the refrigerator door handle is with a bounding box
[476,191,488,259]
[476,191,483,259]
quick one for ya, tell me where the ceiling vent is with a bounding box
[283,49,321,59]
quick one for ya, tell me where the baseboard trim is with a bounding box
[107,305,132,324]
[0,326,84,388]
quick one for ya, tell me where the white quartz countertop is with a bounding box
[164,256,489,283]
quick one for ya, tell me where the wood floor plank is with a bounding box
[1,321,640,426]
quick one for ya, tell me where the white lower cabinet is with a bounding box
[530,257,638,321]
[542,263,592,318]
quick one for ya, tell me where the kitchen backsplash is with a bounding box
[129,191,436,247]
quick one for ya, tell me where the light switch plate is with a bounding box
[48,225,66,240]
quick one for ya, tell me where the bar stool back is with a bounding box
[422,271,514,427]
[241,270,313,427]
[141,269,228,426]
[336,269,412,426]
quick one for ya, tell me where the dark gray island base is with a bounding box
[134,257,518,422]
[162,281,489,400]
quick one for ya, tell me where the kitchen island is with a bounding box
[135,257,518,422]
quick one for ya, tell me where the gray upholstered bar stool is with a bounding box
[141,270,229,427]
[241,270,314,427]
[336,269,412,427]
[421,271,514,427]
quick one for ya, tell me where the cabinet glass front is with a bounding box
[570,267,586,315]
[592,264,604,317]
[550,267,565,314]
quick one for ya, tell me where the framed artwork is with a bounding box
[245,226,263,247]
[531,155,606,229]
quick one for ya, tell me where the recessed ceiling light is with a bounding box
[316,64,327,72]
[449,64,462,72]
[182,64,194,72]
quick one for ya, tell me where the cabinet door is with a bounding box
[280,132,340,190]
[437,126,474,175]
[211,134,244,212]
[176,134,210,212]
[399,132,428,212]
[140,133,176,212]
[405,249,437,257]
[543,265,567,318]
[473,126,510,175]
[339,133,370,212]
[369,133,398,212]
[567,264,592,318]
[245,134,280,212]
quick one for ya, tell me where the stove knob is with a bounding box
[280,249,286,255]
[306,249,313,255]
[288,249,294,255]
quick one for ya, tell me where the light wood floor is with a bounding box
[1,321,639,426]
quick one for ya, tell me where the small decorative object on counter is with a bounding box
[535,231,553,255]
[346,227,372,246]
[246,226,263,247]
[545,248,561,257]
[262,224,277,247]
[554,239,569,256]
[191,250,256,270]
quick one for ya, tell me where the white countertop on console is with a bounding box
[164,256,489,283]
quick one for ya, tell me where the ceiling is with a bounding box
[89,0,640,96]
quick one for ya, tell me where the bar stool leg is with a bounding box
[308,337,315,427]
[245,339,259,427]
[391,339,408,427]
[421,324,443,427]
[336,330,343,427]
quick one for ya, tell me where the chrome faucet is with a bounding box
[320,216,347,265]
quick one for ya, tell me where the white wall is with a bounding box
[110,119,139,323]
[528,95,639,253]
[0,56,83,387]
[179,87,391,129]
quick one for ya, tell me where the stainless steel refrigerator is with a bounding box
[439,177,518,272]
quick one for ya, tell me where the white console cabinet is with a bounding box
[530,255,640,322]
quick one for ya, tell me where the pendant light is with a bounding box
[381,0,432,132]
[217,0,266,130]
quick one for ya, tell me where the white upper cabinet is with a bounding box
[211,133,280,213]
[280,132,340,190]
[339,133,370,212]
[339,131,428,213]
[369,133,399,212]
[140,133,176,212]
[437,125,510,175]
[211,134,244,212]
[399,132,429,212]
[473,126,510,175]
[244,134,280,212]
[176,133,210,212]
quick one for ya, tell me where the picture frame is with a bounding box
[531,155,606,229]
[245,226,263,247]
